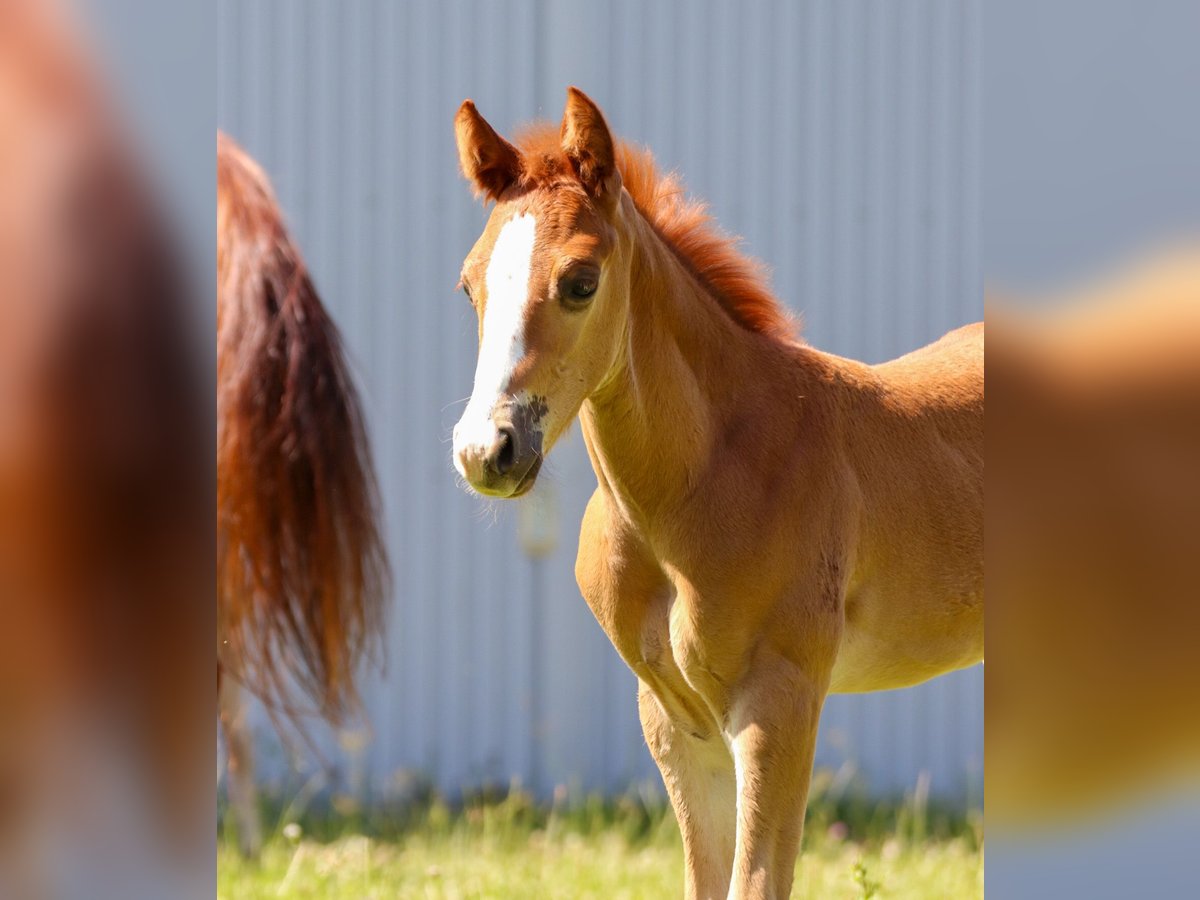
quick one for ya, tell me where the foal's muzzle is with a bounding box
[453,404,543,498]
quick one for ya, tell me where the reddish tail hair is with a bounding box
[217,132,386,722]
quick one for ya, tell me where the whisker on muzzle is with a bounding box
[441,395,472,413]
[449,461,500,523]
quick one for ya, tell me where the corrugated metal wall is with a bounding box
[217,0,982,803]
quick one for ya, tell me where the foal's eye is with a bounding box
[460,280,473,303]
[570,277,598,299]
[562,269,600,307]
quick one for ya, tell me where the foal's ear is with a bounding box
[560,87,621,200]
[455,100,523,201]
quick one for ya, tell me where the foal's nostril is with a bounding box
[493,426,517,475]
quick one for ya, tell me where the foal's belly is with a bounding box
[828,584,984,693]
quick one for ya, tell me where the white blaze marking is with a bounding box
[475,212,537,402]
[453,212,537,472]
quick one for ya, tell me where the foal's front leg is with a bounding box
[638,682,737,900]
[727,654,827,900]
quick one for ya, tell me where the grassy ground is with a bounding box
[218,776,983,899]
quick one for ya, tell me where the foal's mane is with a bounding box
[513,124,798,342]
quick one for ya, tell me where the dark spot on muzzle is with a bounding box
[486,397,547,497]
[523,394,550,426]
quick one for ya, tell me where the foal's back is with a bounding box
[874,321,984,417]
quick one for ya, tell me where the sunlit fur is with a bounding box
[217,134,387,722]
[455,88,983,900]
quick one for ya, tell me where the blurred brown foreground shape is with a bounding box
[0,2,210,897]
[987,246,1200,824]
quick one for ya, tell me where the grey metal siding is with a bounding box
[217,0,983,802]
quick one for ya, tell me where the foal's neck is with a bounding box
[580,197,820,525]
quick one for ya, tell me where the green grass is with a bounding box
[218,774,983,899]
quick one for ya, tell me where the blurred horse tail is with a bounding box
[217,133,387,722]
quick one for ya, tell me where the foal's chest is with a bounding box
[579,543,730,737]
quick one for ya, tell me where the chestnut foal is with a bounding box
[451,88,983,899]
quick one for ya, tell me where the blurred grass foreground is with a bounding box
[218,771,983,899]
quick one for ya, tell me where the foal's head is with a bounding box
[452,88,629,497]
